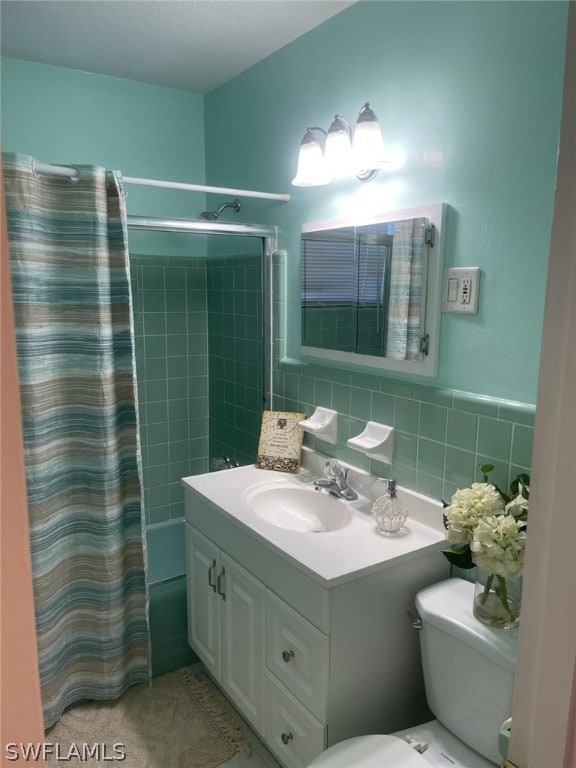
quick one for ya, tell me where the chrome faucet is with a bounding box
[313,460,358,501]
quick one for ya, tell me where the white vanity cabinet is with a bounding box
[186,526,266,734]
[184,478,449,768]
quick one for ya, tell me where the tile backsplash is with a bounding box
[274,360,534,504]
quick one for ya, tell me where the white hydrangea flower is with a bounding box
[505,491,529,518]
[444,483,505,544]
[471,514,527,579]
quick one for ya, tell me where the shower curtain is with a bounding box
[3,153,150,728]
[385,217,426,360]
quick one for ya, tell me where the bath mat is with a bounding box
[45,664,252,768]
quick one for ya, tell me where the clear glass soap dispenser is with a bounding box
[372,479,408,533]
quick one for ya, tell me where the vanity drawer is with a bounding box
[266,591,329,722]
[265,671,325,768]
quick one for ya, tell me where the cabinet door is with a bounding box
[221,552,266,734]
[186,526,221,681]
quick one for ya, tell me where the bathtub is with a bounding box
[145,518,197,676]
[146,518,187,584]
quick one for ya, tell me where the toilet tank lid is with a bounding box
[415,578,517,672]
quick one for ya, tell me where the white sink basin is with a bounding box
[183,450,447,584]
[243,483,352,533]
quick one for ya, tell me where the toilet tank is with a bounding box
[416,579,517,765]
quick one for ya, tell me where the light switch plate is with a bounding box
[441,267,480,314]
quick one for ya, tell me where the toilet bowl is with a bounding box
[307,579,517,768]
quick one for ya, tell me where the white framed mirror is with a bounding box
[300,202,446,378]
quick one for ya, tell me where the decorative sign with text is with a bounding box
[255,411,305,473]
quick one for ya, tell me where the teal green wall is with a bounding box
[205,0,567,405]
[1,57,207,256]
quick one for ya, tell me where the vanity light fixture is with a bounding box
[324,115,355,179]
[292,102,390,187]
[352,103,390,181]
[291,127,332,187]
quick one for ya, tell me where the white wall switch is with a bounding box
[441,267,480,313]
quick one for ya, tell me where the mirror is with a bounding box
[300,203,445,378]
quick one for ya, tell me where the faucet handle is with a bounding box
[324,459,343,480]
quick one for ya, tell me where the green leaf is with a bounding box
[493,482,511,504]
[441,544,475,570]
[480,463,494,476]
[510,473,530,498]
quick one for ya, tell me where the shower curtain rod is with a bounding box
[31,161,290,202]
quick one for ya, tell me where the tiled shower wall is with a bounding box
[207,253,264,466]
[130,249,265,525]
[130,255,210,524]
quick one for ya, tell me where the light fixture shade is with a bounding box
[324,115,354,179]
[352,103,389,171]
[291,129,332,187]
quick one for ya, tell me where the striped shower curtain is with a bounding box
[3,153,150,728]
[385,217,427,360]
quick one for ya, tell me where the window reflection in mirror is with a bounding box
[299,204,445,378]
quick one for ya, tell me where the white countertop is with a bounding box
[182,452,447,586]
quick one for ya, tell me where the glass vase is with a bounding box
[473,569,520,630]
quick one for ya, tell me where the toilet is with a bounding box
[307,578,517,768]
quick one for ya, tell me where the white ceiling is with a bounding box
[0,0,355,94]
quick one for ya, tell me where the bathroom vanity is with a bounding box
[182,451,449,768]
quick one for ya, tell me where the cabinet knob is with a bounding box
[281,650,295,663]
[281,732,294,745]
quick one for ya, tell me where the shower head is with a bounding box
[200,198,241,221]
